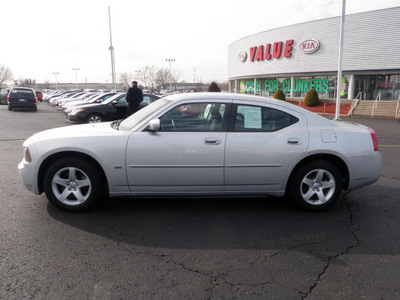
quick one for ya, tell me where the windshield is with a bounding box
[102,93,124,104]
[118,98,172,131]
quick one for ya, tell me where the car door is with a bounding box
[105,95,127,120]
[126,102,231,193]
[224,102,309,191]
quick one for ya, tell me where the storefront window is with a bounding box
[232,75,356,99]
[367,75,400,100]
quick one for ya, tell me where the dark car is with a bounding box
[67,93,159,123]
[8,87,37,111]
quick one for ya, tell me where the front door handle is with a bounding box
[287,138,301,144]
[204,138,221,145]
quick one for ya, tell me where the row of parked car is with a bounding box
[46,90,160,123]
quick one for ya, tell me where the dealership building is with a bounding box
[228,7,400,102]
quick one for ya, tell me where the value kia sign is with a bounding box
[299,39,320,54]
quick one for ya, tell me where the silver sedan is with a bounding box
[18,93,382,212]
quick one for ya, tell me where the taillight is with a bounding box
[368,128,379,151]
[33,97,37,102]
[7,95,10,102]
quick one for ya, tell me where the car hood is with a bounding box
[24,122,117,145]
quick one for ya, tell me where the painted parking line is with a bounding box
[379,145,400,147]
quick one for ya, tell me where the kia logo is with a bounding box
[299,39,320,54]
[238,51,247,62]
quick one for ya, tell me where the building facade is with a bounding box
[228,7,400,101]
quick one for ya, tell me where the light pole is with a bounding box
[52,72,59,90]
[335,0,346,121]
[108,7,116,91]
[72,68,80,89]
[166,58,175,92]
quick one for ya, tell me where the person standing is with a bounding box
[125,81,143,117]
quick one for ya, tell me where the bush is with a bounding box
[304,88,319,106]
[273,89,286,100]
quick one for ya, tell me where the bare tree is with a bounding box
[172,69,183,91]
[16,78,36,88]
[37,81,51,90]
[119,72,133,90]
[155,68,170,91]
[0,64,13,88]
[137,65,157,90]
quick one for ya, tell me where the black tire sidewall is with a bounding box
[43,157,101,212]
[289,160,342,211]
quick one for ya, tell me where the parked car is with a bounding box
[1,88,9,104]
[67,93,160,123]
[18,93,382,212]
[57,92,98,109]
[48,90,81,105]
[8,87,37,111]
[62,92,117,113]
[35,91,43,102]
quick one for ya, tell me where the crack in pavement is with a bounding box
[301,192,360,299]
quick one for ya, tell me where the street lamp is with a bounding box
[52,72,59,90]
[108,7,116,91]
[72,68,80,89]
[165,58,175,92]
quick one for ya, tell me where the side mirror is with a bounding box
[111,100,118,105]
[147,119,160,132]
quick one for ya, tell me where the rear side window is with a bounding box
[233,104,299,132]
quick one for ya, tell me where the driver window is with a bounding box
[159,103,227,132]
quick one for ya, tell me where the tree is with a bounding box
[155,68,170,90]
[0,64,13,88]
[119,72,133,90]
[208,81,221,92]
[136,65,157,91]
[16,78,36,88]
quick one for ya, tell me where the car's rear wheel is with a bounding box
[289,160,342,211]
[43,157,101,212]
[86,113,103,123]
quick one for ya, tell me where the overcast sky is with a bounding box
[1,0,399,85]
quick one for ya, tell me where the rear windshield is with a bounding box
[11,89,35,96]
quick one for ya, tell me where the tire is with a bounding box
[288,160,342,211]
[43,157,102,212]
[86,113,103,123]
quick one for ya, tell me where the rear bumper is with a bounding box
[9,102,37,109]
[348,151,382,190]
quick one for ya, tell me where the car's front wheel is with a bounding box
[86,113,103,123]
[43,157,102,212]
[289,160,342,211]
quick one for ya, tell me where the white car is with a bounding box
[18,93,382,212]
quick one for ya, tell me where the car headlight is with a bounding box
[24,147,32,163]
[70,108,84,115]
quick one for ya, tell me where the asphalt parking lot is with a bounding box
[0,101,399,299]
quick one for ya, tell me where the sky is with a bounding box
[1,0,399,85]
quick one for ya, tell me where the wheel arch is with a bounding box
[37,151,109,195]
[286,153,350,193]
